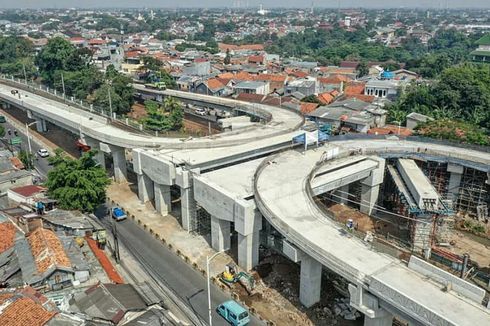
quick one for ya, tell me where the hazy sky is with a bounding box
[1,0,489,9]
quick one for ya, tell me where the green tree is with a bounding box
[356,61,369,78]
[301,94,322,104]
[35,37,76,84]
[142,97,183,131]
[45,149,111,212]
[18,150,34,170]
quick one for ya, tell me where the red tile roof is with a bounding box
[10,185,46,198]
[218,43,264,51]
[317,92,335,105]
[27,229,71,274]
[0,222,16,254]
[86,236,124,284]
[206,78,225,91]
[344,82,366,95]
[9,157,25,170]
[248,55,264,63]
[318,75,352,85]
[300,102,319,114]
[0,294,56,326]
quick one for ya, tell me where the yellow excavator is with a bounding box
[219,264,255,295]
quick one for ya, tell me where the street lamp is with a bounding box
[206,250,226,326]
[25,121,37,169]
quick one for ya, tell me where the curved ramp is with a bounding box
[0,82,303,149]
[254,148,490,326]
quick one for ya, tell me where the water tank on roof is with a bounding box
[381,70,395,80]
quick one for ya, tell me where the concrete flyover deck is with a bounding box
[254,148,490,326]
[0,81,303,150]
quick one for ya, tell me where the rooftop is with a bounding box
[9,185,46,198]
[27,228,71,274]
[0,289,56,326]
[0,221,17,254]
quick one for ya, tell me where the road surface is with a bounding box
[95,206,263,326]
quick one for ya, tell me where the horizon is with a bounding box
[1,0,490,10]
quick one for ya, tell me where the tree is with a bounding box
[356,61,369,78]
[142,97,183,131]
[45,149,111,212]
[302,94,322,104]
[0,36,36,78]
[0,125,4,138]
[36,37,76,84]
[18,150,34,170]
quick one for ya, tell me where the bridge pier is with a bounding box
[360,157,385,216]
[154,183,172,215]
[211,215,231,251]
[35,118,47,132]
[177,169,197,231]
[235,211,261,271]
[138,173,154,203]
[447,163,463,203]
[299,255,322,308]
[110,146,127,183]
[348,283,393,326]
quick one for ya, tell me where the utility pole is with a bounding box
[22,64,27,84]
[108,84,113,119]
[112,221,120,263]
[61,72,66,99]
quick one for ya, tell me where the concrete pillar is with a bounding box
[181,186,196,231]
[447,163,464,203]
[94,150,106,170]
[112,147,127,183]
[337,184,350,204]
[360,184,380,216]
[211,215,231,252]
[154,183,172,215]
[238,230,259,271]
[35,118,47,132]
[364,313,393,326]
[138,173,154,203]
[299,255,322,308]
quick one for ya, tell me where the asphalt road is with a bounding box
[94,206,263,326]
[1,120,52,178]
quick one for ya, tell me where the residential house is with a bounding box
[0,156,33,195]
[285,79,316,97]
[234,81,270,95]
[183,59,211,76]
[69,283,147,325]
[364,79,404,100]
[7,185,46,206]
[470,34,490,63]
[307,98,387,133]
[195,78,227,96]
[318,75,351,93]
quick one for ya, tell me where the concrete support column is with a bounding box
[299,255,322,308]
[364,313,393,326]
[447,163,464,203]
[94,150,106,170]
[181,186,196,231]
[35,118,47,132]
[154,183,172,215]
[360,184,380,216]
[111,147,127,183]
[211,215,230,252]
[238,230,259,271]
[138,173,154,203]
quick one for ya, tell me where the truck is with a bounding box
[111,207,127,221]
[144,81,166,90]
[216,300,250,326]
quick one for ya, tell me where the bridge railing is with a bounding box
[0,75,154,136]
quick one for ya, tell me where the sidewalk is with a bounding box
[107,183,314,326]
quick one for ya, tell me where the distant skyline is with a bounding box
[1,0,490,9]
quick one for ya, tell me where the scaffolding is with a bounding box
[193,205,211,235]
[418,161,449,198]
[456,167,489,221]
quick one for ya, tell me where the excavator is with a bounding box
[219,264,255,295]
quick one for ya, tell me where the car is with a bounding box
[216,300,250,326]
[37,149,50,158]
[0,115,6,123]
[195,108,207,116]
[111,207,127,221]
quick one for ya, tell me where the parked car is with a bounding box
[37,149,49,158]
[216,300,250,326]
[195,108,207,116]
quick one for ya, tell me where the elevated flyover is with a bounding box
[254,148,490,326]
[0,81,303,150]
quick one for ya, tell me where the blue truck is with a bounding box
[216,300,250,326]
